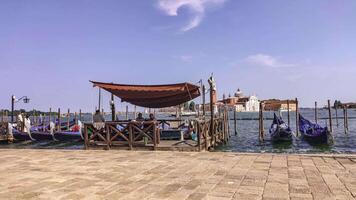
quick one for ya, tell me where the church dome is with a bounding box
[234,88,243,98]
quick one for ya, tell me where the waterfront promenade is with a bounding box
[0,150,355,200]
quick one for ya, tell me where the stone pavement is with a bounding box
[0,150,355,200]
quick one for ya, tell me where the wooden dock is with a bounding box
[83,117,230,152]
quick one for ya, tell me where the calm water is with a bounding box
[217,108,356,154]
[1,109,356,153]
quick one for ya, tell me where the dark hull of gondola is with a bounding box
[12,130,32,141]
[270,129,293,142]
[53,131,82,141]
[269,113,293,142]
[299,114,332,143]
[12,130,81,141]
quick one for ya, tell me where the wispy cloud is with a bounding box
[179,55,193,62]
[156,0,227,32]
[172,55,193,62]
[245,54,296,68]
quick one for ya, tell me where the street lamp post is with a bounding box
[11,95,30,123]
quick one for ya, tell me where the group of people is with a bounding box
[92,110,156,123]
[135,112,155,122]
[92,110,197,141]
[17,113,31,133]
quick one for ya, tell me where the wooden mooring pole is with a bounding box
[345,105,349,133]
[328,100,333,132]
[57,108,61,132]
[98,88,101,111]
[335,105,339,127]
[202,85,206,118]
[49,108,52,124]
[315,101,318,124]
[42,113,46,132]
[111,94,115,121]
[287,100,290,127]
[234,108,237,135]
[343,106,348,134]
[74,112,78,124]
[259,102,264,141]
[67,109,70,130]
[125,105,129,120]
[209,81,215,148]
[134,105,137,119]
[225,106,229,141]
[34,109,37,127]
[295,98,299,137]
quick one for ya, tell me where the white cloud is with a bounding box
[179,55,193,62]
[157,0,227,32]
[245,54,296,68]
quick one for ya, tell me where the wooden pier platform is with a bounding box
[84,117,230,152]
[0,149,355,200]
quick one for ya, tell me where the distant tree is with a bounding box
[189,101,196,111]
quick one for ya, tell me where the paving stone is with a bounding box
[0,150,355,200]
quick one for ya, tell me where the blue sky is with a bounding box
[1,0,355,112]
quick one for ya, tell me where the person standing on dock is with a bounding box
[93,110,105,123]
[93,110,105,130]
[136,113,144,122]
[148,113,156,121]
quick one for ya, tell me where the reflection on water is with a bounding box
[1,109,356,153]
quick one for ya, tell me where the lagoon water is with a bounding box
[1,108,356,154]
[218,108,356,154]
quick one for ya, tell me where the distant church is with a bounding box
[218,89,260,112]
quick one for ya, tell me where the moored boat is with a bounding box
[11,121,83,142]
[269,113,293,141]
[299,114,332,143]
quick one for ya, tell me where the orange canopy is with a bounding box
[91,81,200,108]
